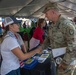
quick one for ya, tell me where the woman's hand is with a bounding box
[36,46,43,54]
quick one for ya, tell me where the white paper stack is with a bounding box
[52,47,66,58]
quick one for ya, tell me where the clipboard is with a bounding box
[52,47,66,58]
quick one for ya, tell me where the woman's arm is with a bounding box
[12,46,42,61]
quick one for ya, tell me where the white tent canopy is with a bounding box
[0,0,76,18]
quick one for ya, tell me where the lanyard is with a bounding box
[5,31,21,48]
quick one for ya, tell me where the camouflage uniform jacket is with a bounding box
[42,16,76,51]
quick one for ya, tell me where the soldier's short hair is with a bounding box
[43,2,59,13]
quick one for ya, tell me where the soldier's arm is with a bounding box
[41,35,50,49]
[65,23,76,52]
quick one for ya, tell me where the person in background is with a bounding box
[0,25,2,36]
[29,26,36,39]
[23,22,26,29]
[29,18,46,50]
[0,43,1,67]
[1,16,42,75]
[42,2,76,75]
[29,21,36,39]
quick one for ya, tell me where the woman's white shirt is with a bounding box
[1,36,20,75]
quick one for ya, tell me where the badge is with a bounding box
[69,29,74,35]
[56,57,62,64]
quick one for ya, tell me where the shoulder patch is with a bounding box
[69,29,74,35]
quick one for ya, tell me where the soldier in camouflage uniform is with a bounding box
[42,2,76,75]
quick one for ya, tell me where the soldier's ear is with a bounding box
[52,10,55,14]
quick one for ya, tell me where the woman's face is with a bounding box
[9,23,20,33]
[42,21,46,27]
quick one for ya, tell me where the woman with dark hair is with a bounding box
[29,18,46,50]
[1,16,42,75]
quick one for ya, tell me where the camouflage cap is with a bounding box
[43,2,59,13]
